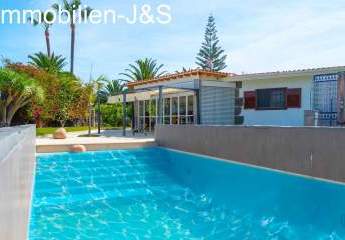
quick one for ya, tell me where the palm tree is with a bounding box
[120,58,167,82]
[28,52,67,73]
[98,79,124,102]
[28,11,54,57]
[0,68,44,126]
[52,0,92,74]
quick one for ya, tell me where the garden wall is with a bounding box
[155,125,345,183]
[0,125,36,240]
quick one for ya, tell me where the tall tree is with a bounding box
[120,58,166,82]
[68,82,93,126]
[98,79,124,103]
[0,68,43,126]
[28,11,54,57]
[28,52,66,73]
[196,15,227,71]
[7,63,92,127]
[54,72,81,127]
[53,0,92,74]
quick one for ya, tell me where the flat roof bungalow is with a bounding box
[109,70,238,133]
[108,66,345,132]
[228,66,345,126]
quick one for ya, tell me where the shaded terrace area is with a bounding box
[109,69,236,136]
[110,85,200,137]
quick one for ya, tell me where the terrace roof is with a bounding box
[125,66,345,87]
[126,69,237,89]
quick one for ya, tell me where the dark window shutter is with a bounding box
[244,91,256,109]
[287,88,301,108]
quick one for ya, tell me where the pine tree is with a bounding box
[196,15,227,71]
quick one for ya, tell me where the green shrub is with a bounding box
[100,104,122,127]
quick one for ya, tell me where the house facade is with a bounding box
[108,66,345,131]
[229,66,345,126]
[108,70,237,132]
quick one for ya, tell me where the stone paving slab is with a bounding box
[36,130,156,153]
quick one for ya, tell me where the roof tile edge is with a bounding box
[233,66,345,78]
[126,66,345,87]
[126,69,237,88]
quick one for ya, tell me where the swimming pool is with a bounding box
[30,147,345,239]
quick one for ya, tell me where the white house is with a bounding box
[108,70,237,132]
[228,66,345,126]
[108,66,345,132]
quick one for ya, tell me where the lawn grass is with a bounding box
[36,126,95,136]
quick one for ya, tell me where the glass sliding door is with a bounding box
[171,97,178,124]
[164,98,171,125]
[138,101,144,131]
[187,95,194,124]
[144,100,150,131]
[142,94,195,127]
[150,98,157,131]
[179,96,186,124]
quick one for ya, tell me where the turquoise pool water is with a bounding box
[30,147,345,239]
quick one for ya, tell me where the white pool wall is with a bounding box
[0,125,36,240]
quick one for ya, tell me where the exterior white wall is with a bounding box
[240,76,312,126]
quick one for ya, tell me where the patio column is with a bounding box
[122,92,127,136]
[157,86,163,125]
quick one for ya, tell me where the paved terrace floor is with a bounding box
[36,129,156,153]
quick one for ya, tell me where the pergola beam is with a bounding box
[126,85,197,94]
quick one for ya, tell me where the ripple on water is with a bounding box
[30,150,345,240]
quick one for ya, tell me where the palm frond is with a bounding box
[120,58,166,82]
[28,52,67,73]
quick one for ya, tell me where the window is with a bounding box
[136,94,196,130]
[256,88,286,110]
[187,95,194,124]
[171,97,178,124]
[138,101,145,130]
[139,101,144,116]
[164,98,171,124]
[244,88,302,110]
[150,99,157,117]
[144,100,150,116]
[179,96,186,115]
[187,95,194,115]
[149,98,157,130]
[179,96,186,124]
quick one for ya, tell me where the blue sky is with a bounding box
[1,0,345,81]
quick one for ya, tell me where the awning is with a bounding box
[108,92,150,104]
[107,88,194,104]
